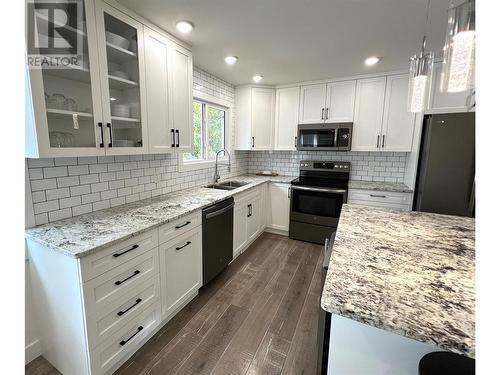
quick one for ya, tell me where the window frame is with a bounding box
[178,92,232,172]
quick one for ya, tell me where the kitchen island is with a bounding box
[321,204,474,373]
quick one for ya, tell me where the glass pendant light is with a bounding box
[407,0,434,113]
[440,0,475,93]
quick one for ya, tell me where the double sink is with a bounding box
[204,181,249,191]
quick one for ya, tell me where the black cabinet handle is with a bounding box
[107,123,113,147]
[98,122,104,148]
[120,326,143,346]
[376,135,380,148]
[176,241,191,251]
[247,204,251,217]
[171,129,175,147]
[321,108,325,120]
[117,298,142,317]
[325,108,329,120]
[370,194,387,198]
[251,137,255,148]
[113,244,139,258]
[382,135,385,148]
[115,270,140,286]
[176,129,180,147]
[294,136,297,148]
[288,187,291,198]
[175,221,191,229]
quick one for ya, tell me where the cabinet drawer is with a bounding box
[90,302,161,375]
[158,210,201,245]
[80,229,159,282]
[83,249,159,317]
[87,274,160,349]
[348,199,410,211]
[160,226,202,319]
[348,189,410,205]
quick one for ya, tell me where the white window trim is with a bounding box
[178,91,232,172]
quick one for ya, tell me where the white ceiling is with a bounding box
[116,0,450,86]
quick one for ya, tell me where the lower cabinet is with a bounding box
[159,226,202,320]
[233,186,264,258]
[267,183,291,233]
[27,210,203,375]
[347,189,412,211]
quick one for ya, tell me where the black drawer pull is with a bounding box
[176,241,191,251]
[175,221,191,229]
[369,194,387,198]
[115,270,140,286]
[113,244,139,258]
[119,326,143,346]
[117,298,142,317]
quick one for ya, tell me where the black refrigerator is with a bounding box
[413,112,475,217]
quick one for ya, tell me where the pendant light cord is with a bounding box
[421,0,431,53]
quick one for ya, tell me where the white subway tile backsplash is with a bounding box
[26,67,408,225]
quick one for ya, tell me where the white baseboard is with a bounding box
[264,227,289,237]
[25,339,42,364]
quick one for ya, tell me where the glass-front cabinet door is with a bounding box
[28,0,105,156]
[95,1,148,154]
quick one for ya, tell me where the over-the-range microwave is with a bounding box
[296,123,353,151]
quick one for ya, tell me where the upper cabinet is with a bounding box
[274,87,300,150]
[96,1,148,155]
[144,28,193,154]
[352,75,415,152]
[298,81,355,124]
[351,77,387,151]
[26,0,193,158]
[235,86,275,150]
[427,62,473,114]
[27,0,105,157]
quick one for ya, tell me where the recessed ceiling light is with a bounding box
[110,97,117,101]
[365,56,380,66]
[176,21,194,34]
[253,75,263,83]
[225,56,238,65]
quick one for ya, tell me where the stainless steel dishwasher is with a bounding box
[202,197,234,285]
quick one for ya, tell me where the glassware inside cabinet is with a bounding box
[104,12,143,148]
[35,0,98,148]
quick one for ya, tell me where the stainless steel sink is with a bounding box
[204,181,249,190]
[204,184,237,190]
[218,181,249,188]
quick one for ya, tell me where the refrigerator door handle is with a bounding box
[467,178,475,217]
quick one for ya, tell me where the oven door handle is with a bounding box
[291,186,347,194]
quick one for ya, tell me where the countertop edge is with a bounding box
[25,176,293,258]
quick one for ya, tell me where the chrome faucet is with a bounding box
[214,149,231,183]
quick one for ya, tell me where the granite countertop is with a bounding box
[25,175,294,258]
[348,180,413,193]
[321,204,475,357]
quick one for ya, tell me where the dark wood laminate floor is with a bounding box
[26,233,323,375]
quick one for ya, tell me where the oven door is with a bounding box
[290,186,347,227]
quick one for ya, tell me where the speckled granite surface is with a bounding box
[348,180,413,193]
[25,175,294,258]
[321,204,475,357]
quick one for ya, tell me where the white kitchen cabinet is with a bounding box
[26,0,193,158]
[381,74,416,152]
[235,86,275,150]
[299,84,327,124]
[95,1,149,155]
[351,77,387,151]
[325,81,356,122]
[170,44,193,151]
[233,186,265,257]
[247,193,263,243]
[144,28,193,153]
[159,226,201,320]
[299,81,356,124]
[348,189,411,211]
[267,183,290,233]
[274,87,300,150]
[427,62,473,114]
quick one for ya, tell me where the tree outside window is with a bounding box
[184,100,226,162]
